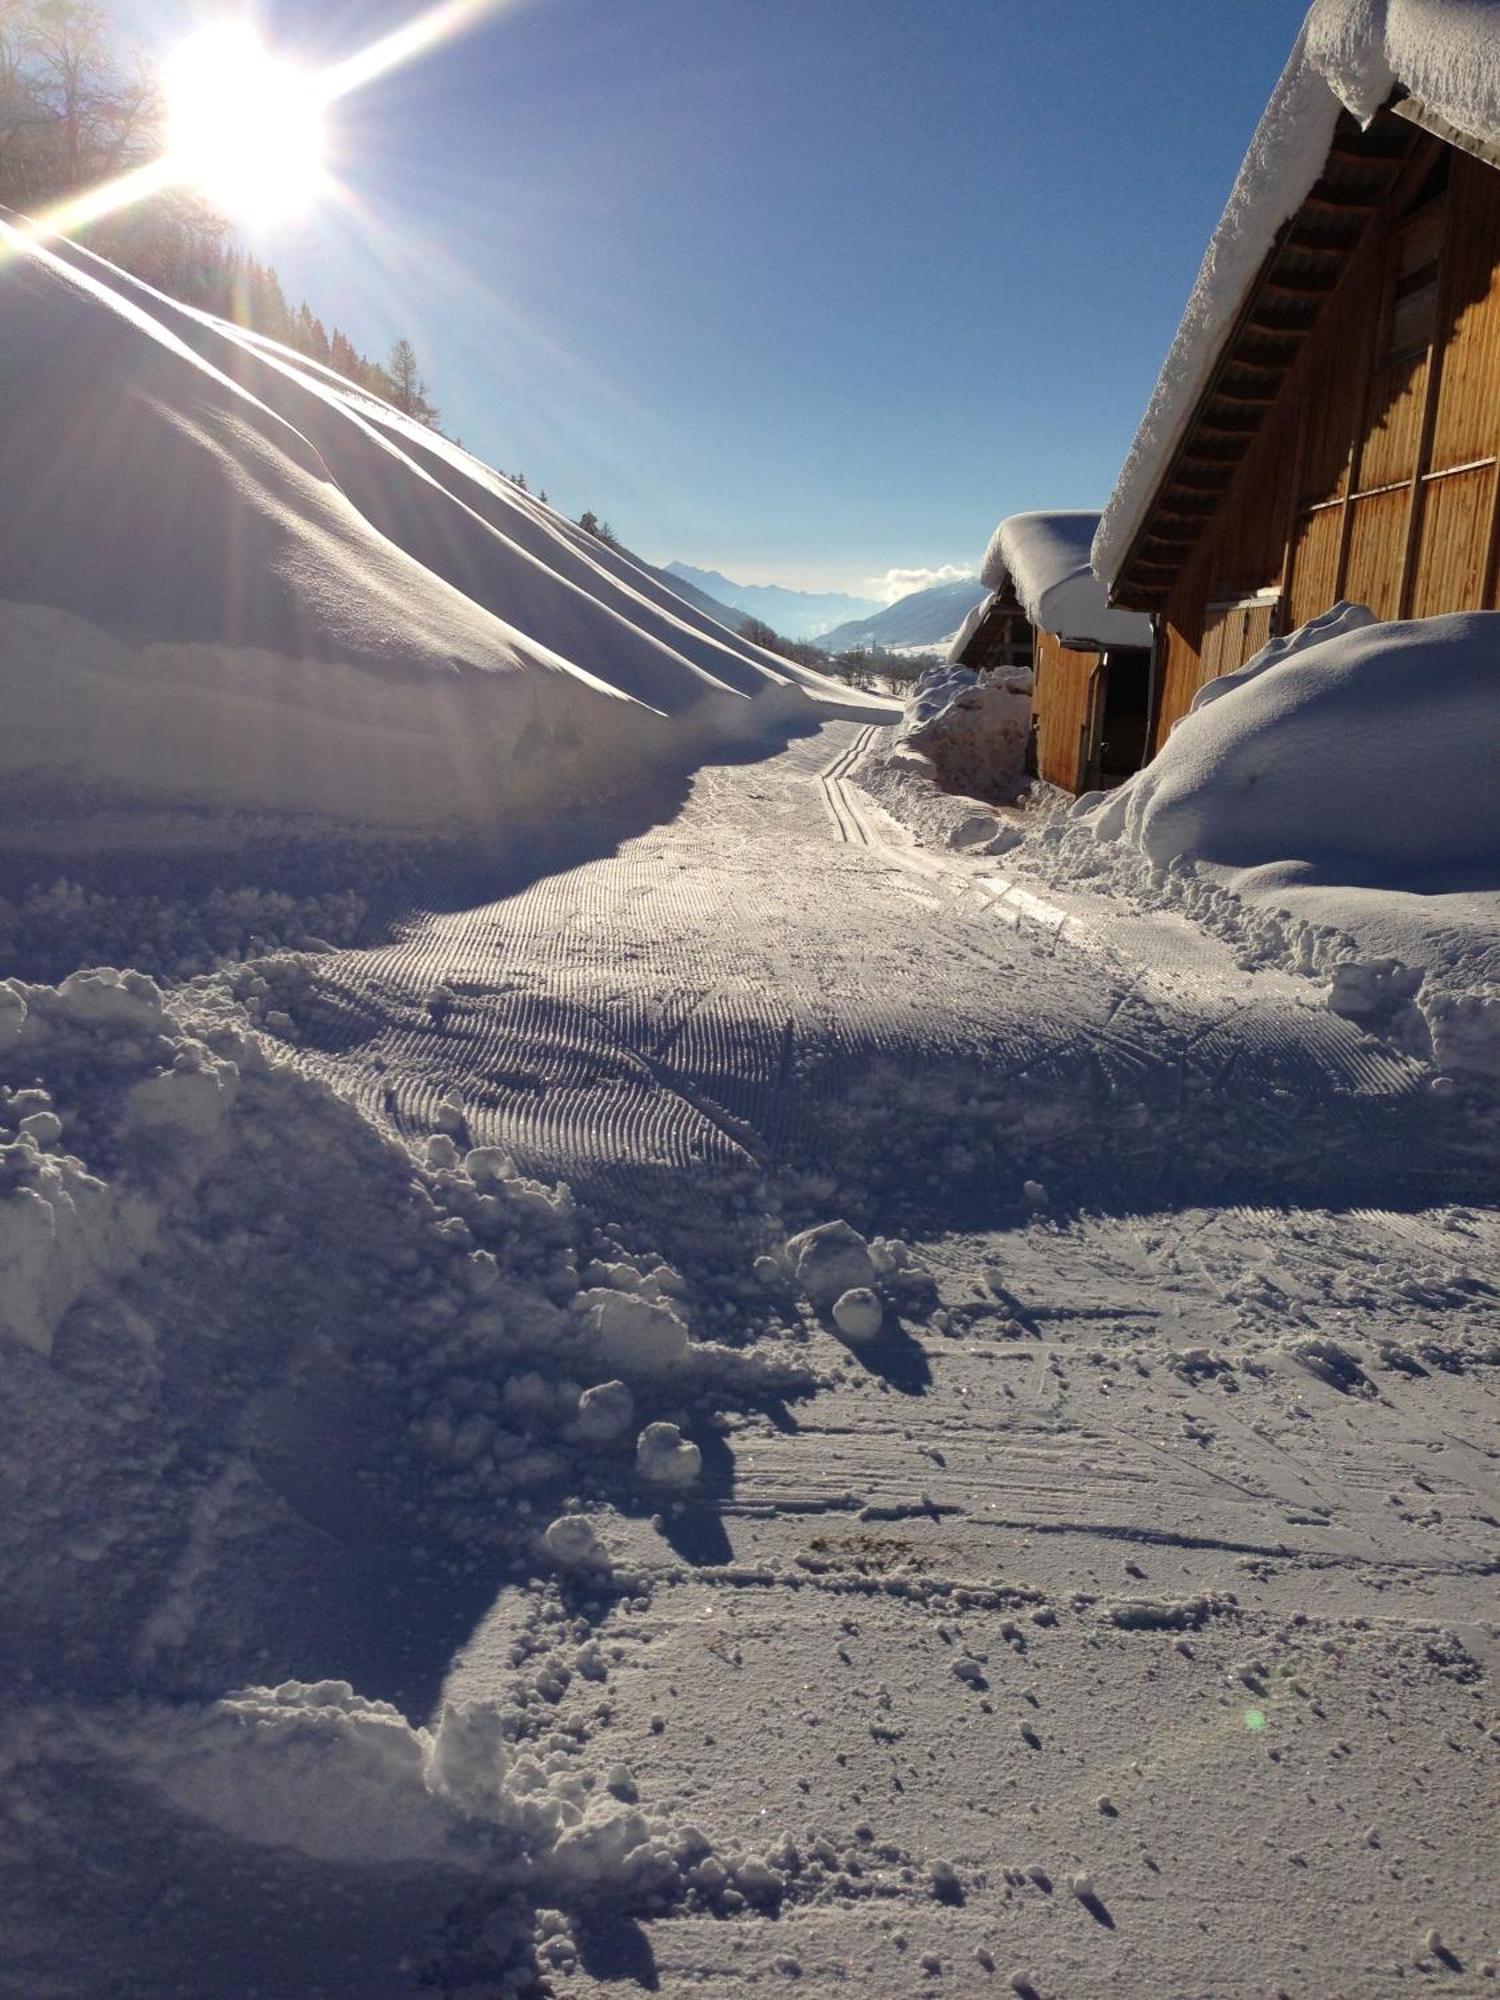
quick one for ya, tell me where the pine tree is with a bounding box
[386,338,439,427]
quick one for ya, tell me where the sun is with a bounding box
[164,25,326,224]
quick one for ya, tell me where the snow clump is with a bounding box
[577,1288,692,1374]
[784,1219,879,1307]
[636,1421,703,1486]
[832,1287,885,1341]
[575,1378,636,1444]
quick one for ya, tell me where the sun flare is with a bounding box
[164,26,326,224]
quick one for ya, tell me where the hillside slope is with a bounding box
[819,575,985,651]
[664,561,881,640]
[0,216,881,849]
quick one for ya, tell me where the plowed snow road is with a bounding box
[266,718,1498,1997]
[290,718,1468,1260]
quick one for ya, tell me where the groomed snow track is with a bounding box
[275,720,1471,1268]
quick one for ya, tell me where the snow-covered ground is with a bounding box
[2,229,1496,2000]
[0,218,880,852]
[5,709,1496,1996]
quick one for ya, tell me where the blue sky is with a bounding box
[133,0,1313,593]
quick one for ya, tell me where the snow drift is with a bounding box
[0,216,879,849]
[1094,0,1500,586]
[1061,607,1500,1071]
[888,660,1033,806]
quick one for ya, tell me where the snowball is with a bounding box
[636,1422,702,1487]
[579,1289,690,1374]
[543,1514,611,1573]
[732,1855,784,1902]
[832,1287,884,1341]
[784,1220,878,1308]
[576,1378,635,1444]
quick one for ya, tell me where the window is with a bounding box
[1387,202,1444,365]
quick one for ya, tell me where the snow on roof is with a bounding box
[981,511,1153,649]
[945,598,990,663]
[1094,0,1500,590]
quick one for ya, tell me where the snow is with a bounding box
[894,661,1034,803]
[4,198,1498,1998]
[784,1219,879,1306]
[1053,608,1500,1071]
[0,217,885,849]
[831,1285,885,1340]
[1096,0,1500,586]
[945,595,990,662]
[981,511,1152,649]
[634,1420,703,1485]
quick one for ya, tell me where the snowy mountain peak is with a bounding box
[664,561,882,641]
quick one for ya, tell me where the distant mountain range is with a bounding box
[663,561,882,641]
[818,576,986,652]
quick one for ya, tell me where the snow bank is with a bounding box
[1095,0,1500,588]
[981,512,1151,649]
[0,968,811,1690]
[1053,610,1500,1072]
[0,219,879,850]
[894,661,1033,803]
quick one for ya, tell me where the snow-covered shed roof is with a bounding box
[1094,0,1500,595]
[945,597,990,663]
[981,512,1152,649]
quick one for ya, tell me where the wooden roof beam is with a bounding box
[1262,272,1340,297]
[1213,382,1283,405]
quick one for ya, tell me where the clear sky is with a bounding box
[130,0,1314,594]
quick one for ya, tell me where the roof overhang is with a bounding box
[1108,106,1428,612]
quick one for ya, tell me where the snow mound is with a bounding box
[1060,611,1500,1072]
[0,968,811,1690]
[896,662,1033,803]
[1095,0,1500,587]
[980,512,1150,649]
[1078,611,1495,885]
[0,219,880,850]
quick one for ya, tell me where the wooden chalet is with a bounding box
[1099,16,1500,757]
[955,511,1154,794]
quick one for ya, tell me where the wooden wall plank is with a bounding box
[1431,154,1500,469]
[1286,506,1344,628]
[1343,489,1411,617]
[1412,466,1495,613]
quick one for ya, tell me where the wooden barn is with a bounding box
[1095,2,1500,757]
[955,511,1154,793]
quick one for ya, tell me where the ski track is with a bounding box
[277,719,1466,1261]
[221,719,1499,1997]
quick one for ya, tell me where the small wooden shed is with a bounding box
[1095,0,1500,756]
[955,511,1154,793]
